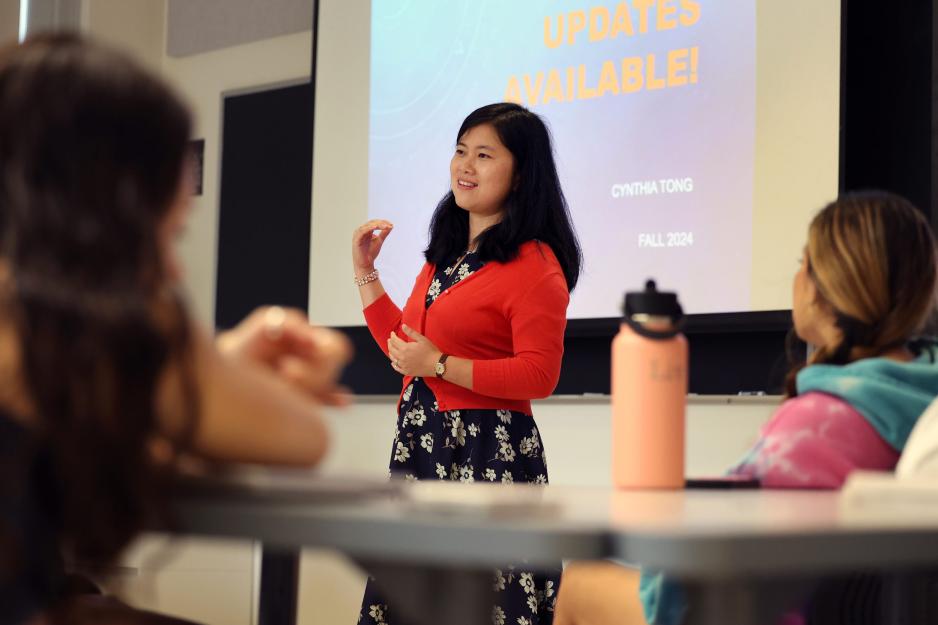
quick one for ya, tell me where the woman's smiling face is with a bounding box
[450,123,516,218]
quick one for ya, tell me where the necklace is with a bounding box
[449,250,475,273]
[444,247,476,277]
[442,249,475,291]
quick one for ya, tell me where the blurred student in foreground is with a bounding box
[0,34,350,625]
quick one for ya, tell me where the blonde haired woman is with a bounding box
[556,191,938,625]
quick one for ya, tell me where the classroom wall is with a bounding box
[79,0,312,327]
[0,0,19,44]
[160,31,313,325]
[80,0,165,71]
[166,0,312,57]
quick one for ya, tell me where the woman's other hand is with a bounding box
[217,306,353,406]
[352,219,393,275]
[388,324,442,378]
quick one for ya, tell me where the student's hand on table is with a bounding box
[388,324,442,378]
[217,306,353,406]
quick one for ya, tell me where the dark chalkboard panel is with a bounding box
[215,82,314,330]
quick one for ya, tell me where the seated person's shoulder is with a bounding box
[739,392,899,488]
[774,391,861,425]
[770,391,891,449]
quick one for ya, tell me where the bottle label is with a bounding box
[649,359,685,383]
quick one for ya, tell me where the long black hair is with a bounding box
[0,34,197,566]
[423,103,582,291]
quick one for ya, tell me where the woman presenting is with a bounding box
[353,102,582,625]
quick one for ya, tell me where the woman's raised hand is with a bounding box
[352,220,394,275]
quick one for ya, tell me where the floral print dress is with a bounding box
[359,250,561,625]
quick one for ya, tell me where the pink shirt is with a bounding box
[731,391,900,489]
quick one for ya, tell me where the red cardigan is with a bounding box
[363,241,569,415]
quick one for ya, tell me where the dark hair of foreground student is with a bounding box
[0,33,197,567]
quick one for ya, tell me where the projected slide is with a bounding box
[369,1,756,318]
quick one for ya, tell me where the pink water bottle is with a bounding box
[611,280,688,489]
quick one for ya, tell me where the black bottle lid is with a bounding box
[622,279,684,339]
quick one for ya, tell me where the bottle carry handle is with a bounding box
[623,303,685,340]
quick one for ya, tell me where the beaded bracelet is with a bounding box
[354,268,379,287]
